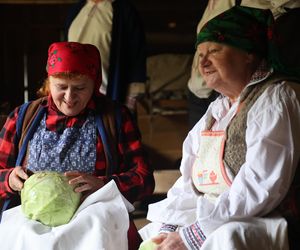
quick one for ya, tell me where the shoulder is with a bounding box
[20,97,48,113]
[248,79,300,121]
[262,78,300,106]
[284,81,300,103]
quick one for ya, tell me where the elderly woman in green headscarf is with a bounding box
[139,5,300,250]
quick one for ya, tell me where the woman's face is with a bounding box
[49,75,94,116]
[197,41,254,98]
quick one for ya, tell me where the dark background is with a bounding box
[0,0,208,113]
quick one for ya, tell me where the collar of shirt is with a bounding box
[210,60,273,123]
[247,59,273,87]
[44,95,96,133]
[220,59,273,104]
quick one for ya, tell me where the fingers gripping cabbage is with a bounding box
[21,171,81,227]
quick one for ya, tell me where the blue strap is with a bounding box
[95,114,114,176]
[95,104,122,177]
[0,195,21,221]
[114,104,122,138]
[112,104,122,175]
[0,200,11,221]
[14,102,31,146]
[15,106,46,166]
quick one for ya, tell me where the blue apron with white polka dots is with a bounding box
[27,114,96,173]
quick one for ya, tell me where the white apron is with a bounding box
[191,130,232,201]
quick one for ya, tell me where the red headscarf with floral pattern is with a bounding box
[47,42,102,96]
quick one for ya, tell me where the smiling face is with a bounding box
[197,41,256,100]
[49,75,94,116]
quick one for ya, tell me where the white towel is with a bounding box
[0,180,134,250]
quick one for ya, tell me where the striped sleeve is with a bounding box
[179,221,207,249]
[159,224,178,234]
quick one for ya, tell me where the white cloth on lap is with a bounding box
[0,180,134,250]
[140,216,289,250]
[200,217,289,250]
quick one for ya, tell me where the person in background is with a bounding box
[0,41,154,250]
[65,0,147,114]
[139,5,300,250]
[187,0,300,129]
[198,0,300,29]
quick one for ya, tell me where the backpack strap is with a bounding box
[15,101,31,145]
[96,96,122,177]
[15,97,47,166]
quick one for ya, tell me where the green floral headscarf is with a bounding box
[196,6,295,77]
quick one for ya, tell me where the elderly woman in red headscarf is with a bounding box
[0,41,154,250]
[139,6,300,250]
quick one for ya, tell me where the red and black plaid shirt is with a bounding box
[0,97,154,203]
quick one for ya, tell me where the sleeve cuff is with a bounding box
[98,176,112,186]
[6,168,17,194]
[179,221,206,250]
[159,224,178,234]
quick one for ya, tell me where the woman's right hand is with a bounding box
[152,233,168,245]
[8,166,29,192]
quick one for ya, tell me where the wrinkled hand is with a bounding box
[152,232,188,250]
[64,171,105,200]
[8,166,29,191]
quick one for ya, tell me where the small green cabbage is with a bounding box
[138,239,158,250]
[21,171,81,227]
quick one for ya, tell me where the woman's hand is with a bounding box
[152,232,188,250]
[64,171,105,200]
[8,166,29,191]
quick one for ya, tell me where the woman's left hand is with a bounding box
[153,232,188,250]
[64,171,105,199]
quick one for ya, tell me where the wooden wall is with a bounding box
[0,1,207,113]
[0,4,69,112]
[133,0,208,55]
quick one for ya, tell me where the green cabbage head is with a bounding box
[21,171,81,227]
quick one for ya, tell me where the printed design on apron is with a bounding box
[27,114,97,173]
[192,99,246,200]
[192,130,232,198]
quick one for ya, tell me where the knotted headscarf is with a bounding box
[196,6,274,58]
[47,42,102,96]
[195,6,296,77]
